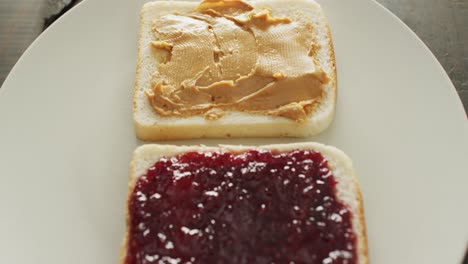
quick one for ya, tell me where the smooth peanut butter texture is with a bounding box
[145,0,330,122]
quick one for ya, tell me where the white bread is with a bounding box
[134,0,337,140]
[121,143,367,264]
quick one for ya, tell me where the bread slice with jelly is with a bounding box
[121,143,368,264]
[134,0,337,140]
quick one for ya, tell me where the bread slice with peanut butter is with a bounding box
[134,0,337,140]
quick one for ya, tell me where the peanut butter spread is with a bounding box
[145,0,330,122]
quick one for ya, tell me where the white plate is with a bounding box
[0,0,466,263]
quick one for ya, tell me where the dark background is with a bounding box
[0,0,467,263]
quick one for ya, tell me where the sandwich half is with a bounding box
[134,0,337,140]
[121,143,367,264]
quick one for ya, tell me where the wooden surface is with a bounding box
[0,0,45,84]
[0,0,467,114]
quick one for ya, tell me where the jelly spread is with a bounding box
[146,0,329,122]
[125,150,357,264]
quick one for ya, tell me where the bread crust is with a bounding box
[121,143,368,264]
[357,187,369,264]
[133,0,337,141]
[326,23,338,113]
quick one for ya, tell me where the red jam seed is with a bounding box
[125,150,357,264]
